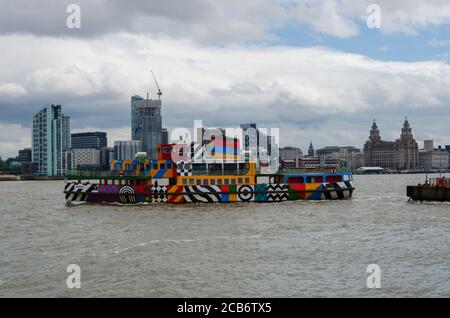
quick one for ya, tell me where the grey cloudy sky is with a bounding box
[1,0,450,158]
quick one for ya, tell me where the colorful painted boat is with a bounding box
[64,144,355,204]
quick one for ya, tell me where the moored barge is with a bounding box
[407,177,450,202]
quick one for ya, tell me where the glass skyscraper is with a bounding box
[32,104,70,176]
[135,99,162,159]
[131,95,144,140]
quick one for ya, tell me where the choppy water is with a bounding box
[0,174,449,297]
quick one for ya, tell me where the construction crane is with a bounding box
[151,70,162,99]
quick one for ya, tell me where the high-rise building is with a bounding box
[445,145,450,153]
[114,140,142,161]
[135,99,162,159]
[131,95,144,140]
[71,132,107,149]
[32,104,70,176]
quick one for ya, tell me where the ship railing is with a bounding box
[191,170,250,176]
[64,170,145,178]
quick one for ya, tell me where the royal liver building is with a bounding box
[364,118,419,170]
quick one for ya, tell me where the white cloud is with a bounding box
[0,83,26,97]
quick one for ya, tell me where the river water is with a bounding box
[0,173,449,297]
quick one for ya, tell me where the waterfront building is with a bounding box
[17,148,32,163]
[446,145,450,153]
[315,146,362,170]
[65,148,101,170]
[71,132,107,149]
[114,140,142,161]
[316,146,341,158]
[62,115,71,152]
[135,98,162,159]
[363,119,419,170]
[100,147,115,168]
[363,120,396,169]
[32,104,70,176]
[279,146,303,160]
[282,157,339,171]
[131,95,144,140]
[424,140,434,152]
[418,141,449,170]
[308,142,315,157]
[395,118,419,170]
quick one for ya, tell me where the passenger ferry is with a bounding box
[64,144,355,204]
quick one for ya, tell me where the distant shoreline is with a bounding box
[0,176,64,181]
[1,172,449,182]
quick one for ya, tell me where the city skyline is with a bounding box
[2,1,450,158]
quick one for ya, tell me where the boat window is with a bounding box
[196,179,201,185]
[224,179,229,185]
[238,178,243,184]
[189,179,194,185]
[287,176,304,183]
[269,176,279,183]
[153,164,158,169]
[182,179,187,185]
[210,179,215,185]
[238,163,250,174]
[217,179,223,185]
[193,163,207,171]
[231,179,236,185]
[326,176,341,182]
[208,163,222,174]
[203,179,208,185]
[160,163,165,169]
[306,176,323,183]
[223,163,238,175]
[245,178,250,183]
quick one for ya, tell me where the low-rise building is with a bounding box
[418,141,449,171]
[114,140,142,161]
[65,148,101,170]
[279,146,303,161]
